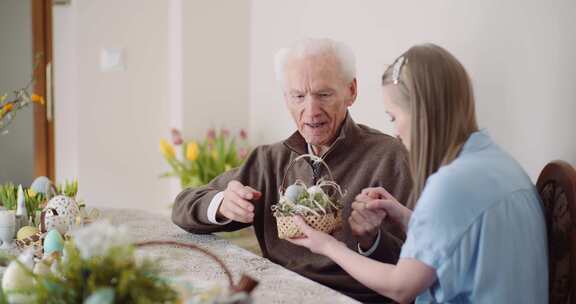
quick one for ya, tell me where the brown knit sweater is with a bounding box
[172,114,412,303]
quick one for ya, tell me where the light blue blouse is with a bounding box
[400,130,548,303]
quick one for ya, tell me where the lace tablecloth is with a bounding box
[103,208,359,304]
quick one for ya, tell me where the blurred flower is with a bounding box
[72,220,131,260]
[27,188,37,197]
[171,128,183,145]
[159,139,175,159]
[238,147,249,159]
[206,129,216,141]
[160,128,251,188]
[186,141,199,161]
[31,94,45,105]
[2,103,13,113]
[239,129,247,140]
[221,129,230,138]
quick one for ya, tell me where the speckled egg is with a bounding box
[42,195,80,234]
[284,184,306,203]
[43,229,64,256]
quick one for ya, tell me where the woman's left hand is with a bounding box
[287,216,345,256]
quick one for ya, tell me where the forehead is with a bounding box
[283,54,346,90]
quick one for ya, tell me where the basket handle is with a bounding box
[134,240,258,294]
[279,154,335,194]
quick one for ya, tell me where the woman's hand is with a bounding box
[356,187,412,231]
[286,216,346,256]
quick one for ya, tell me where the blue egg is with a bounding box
[30,176,52,195]
[284,184,305,202]
[43,229,64,255]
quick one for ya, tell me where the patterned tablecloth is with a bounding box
[101,208,359,304]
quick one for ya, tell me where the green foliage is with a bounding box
[0,183,17,210]
[55,179,78,198]
[19,242,178,304]
[0,183,45,214]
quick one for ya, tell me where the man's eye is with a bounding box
[319,93,332,98]
[388,114,396,122]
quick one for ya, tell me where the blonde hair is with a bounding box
[382,44,478,208]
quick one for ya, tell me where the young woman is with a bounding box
[288,44,548,303]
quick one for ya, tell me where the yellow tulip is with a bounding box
[159,139,176,159]
[31,94,45,105]
[27,189,37,197]
[186,141,199,161]
[2,103,13,112]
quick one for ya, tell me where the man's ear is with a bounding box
[346,78,358,107]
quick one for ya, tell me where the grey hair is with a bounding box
[274,38,356,84]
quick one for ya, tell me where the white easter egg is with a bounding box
[2,260,34,292]
[284,184,305,203]
[307,186,324,196]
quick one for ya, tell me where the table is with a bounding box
[104,208,360,304]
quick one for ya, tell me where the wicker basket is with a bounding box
[276,211,341,239]
[274,154,344,239]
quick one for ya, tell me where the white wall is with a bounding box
[53,0,172,211]
[249,0,576,179]
[181,0,250,139]
[53,0,251,211]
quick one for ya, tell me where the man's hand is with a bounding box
[357,187,412,231]
[349,188,387,251]
[217,180,262,223]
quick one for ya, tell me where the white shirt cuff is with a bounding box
[357,229,381,256]
[207,191,232,225]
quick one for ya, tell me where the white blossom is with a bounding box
[72,220,131,259]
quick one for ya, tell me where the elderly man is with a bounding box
[172,38,411,303]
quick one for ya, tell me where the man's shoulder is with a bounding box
[354,123,405,152]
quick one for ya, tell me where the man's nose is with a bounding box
[303,95,322,117]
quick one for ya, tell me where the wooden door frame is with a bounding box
[31,0,54,180]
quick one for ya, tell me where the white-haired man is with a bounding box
[172,38,412,303]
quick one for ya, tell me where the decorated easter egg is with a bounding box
[284,184,305,202]
[43,229,64,256]
[17,226,39,241]
[42,195,80,234]
[30,176,53,196]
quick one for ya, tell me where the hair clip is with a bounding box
[392,56,406,85]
